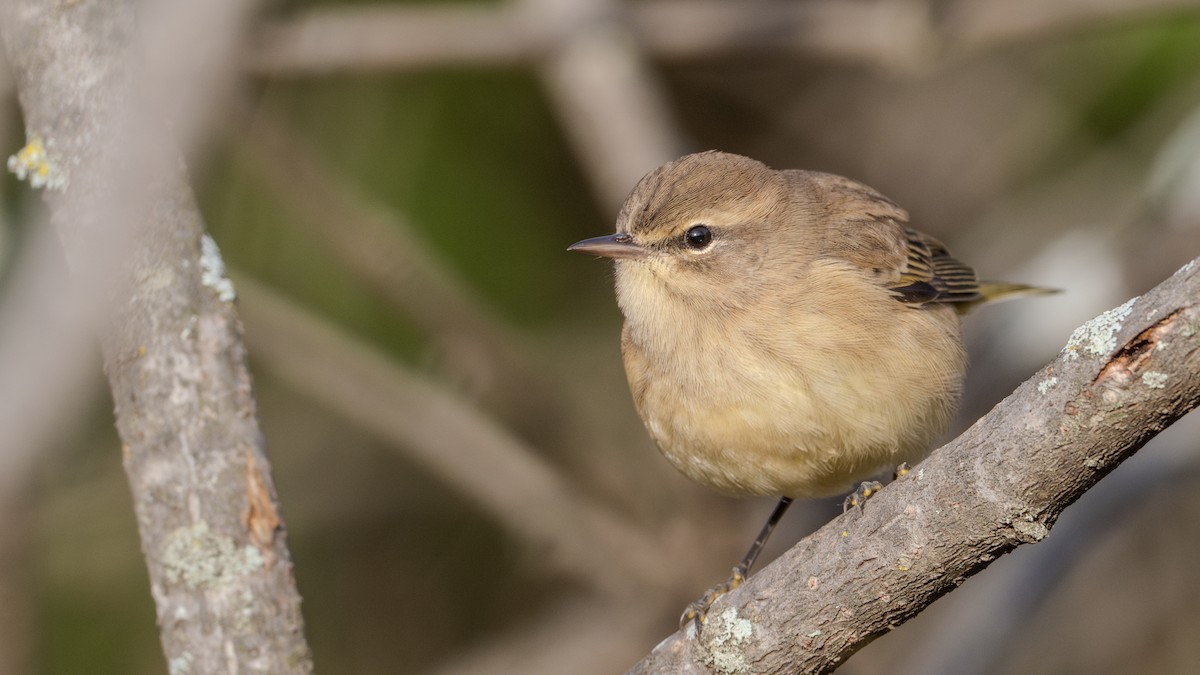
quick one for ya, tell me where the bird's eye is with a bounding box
[684,225,713,250]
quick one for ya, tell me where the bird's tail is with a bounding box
[955,282,1060,315]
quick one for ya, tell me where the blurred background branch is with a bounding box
[236,108,582,437]
[251,0,1200,75]
[235,277,676,598]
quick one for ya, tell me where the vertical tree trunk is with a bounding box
[0,0,315,671]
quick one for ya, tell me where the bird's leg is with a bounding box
[681,496,794,631]
[893,462,912,479]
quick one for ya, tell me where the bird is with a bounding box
[568,150,1056,629]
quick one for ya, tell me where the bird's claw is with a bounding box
[680,567,747,632]
[842,480,884,512]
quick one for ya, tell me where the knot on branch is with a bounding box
[1009,515,1049,543]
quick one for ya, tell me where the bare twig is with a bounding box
[251,4,539,72]
[630,256,1200,673]
[247,0,1200,210]
[235,277,677,598]
[240,113,515,354]
[0,224,96,491]
[250,0,1200,77]
[0,0,314,671]
[523,0,687,208]
[236,109,640,506]
[236,111,566,421]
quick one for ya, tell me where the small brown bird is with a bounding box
[569,151,1053,627]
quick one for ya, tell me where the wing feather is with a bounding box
[794,170,1054,314]
[892,228,981,307]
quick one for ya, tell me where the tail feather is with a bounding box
[955,282,1060,315]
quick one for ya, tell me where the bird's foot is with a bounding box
[842,480,884,512]
[893,462,912,480]
[680,566,746,632]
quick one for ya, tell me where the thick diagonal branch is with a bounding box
[631,257,1200,674]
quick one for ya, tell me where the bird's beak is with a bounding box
[567,233,649,260]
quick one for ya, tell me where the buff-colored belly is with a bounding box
[623,305,964,499]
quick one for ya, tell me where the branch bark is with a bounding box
[0,0,314,671]
[631,257,1200,673]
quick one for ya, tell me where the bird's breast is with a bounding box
[619,263,965,498]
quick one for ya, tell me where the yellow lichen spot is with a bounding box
[137,345,146,358]
[841,530,848,538]
[7,135,68,190]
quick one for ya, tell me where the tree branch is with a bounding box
[248,0,1200,76]
[630,257,1200,673]
[0,0,314,671]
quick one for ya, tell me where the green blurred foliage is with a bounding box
[206,69,602,345]
[1069,19,1200,141]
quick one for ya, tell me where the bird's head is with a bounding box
[569,151,822,320]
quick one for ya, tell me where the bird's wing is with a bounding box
[888,228,982,307]
[799,171,982,308]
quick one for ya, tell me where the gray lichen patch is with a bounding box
[168,651,195,675]
[1037,376,1058,394]
[1063,298,1137,360]
[162,520,264,590]
[199,234,236,302]
[700,607,755,674]
[1141,371,1169,389]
